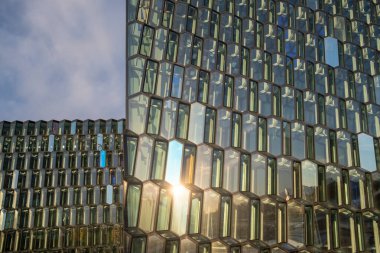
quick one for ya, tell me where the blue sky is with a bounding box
[0,0,125,121]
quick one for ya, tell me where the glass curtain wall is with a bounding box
[126,0,380,252]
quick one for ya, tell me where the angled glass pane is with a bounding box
[223,149,239,192]
[194,145,212,189]
[140,25,154,57]
[324,37,339,67]
[151,141,168,180]
[165,141,183,186]
[147,99,163,135]
[302,160,318,203]
[143,60,159,94]
[156,188,172,231]
[358,133,377,172]
[176,103,190,139]
[171,65,184,98]
[188,103,206,145]
[139,182,159,232]
[126,185,141,227]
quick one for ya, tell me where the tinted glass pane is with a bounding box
[324,37,339,67]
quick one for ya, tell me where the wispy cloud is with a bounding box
[0,0,125,121]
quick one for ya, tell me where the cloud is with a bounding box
[0,0,125,121]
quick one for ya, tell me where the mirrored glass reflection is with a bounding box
[324,38,339,68]
[170,185,189,235]
[165,141,184,186]
[358,133,377,172]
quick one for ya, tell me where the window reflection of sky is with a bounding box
[165,140,183,186]
[324,37,339,67]
[358,133,377,172]
[171,66,183,98]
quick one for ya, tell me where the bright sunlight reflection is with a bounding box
[170,183,187,197]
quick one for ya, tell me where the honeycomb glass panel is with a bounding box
[358,133,377,172]
[134,136,154,181]
[287,201,305,247]
[181,144,196,185]
[183,67,198,103]
[324,37,339,67]
[194,145,212,189]
[139,182,159,233]
[251,154,267,196]
[291,122,305,160]
[261,198,277,245]
[147,98,163,135]
[156,188,172,231]
[301,160,318,203]
[171,65,184,99]
[128,95,149,135]
[160,100,177,140]
[188,103,206,145]
[268,118,281,156]
[188,192,202,234]
[277,158,293,200]
[165,141,183,186]
[204,108,216,144]
[313,205,329,250]
[170,185,189,235]
[151,141,167,180]
[242,114,256,152]
[176,103,190,139]
[201,190,220,239]
[143,60,159,94]
[216,109,231,148]
[223,149,239,193]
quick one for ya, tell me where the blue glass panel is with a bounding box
[165,140,183,185]
[171,65,184,98]
[324,37,339,67]
[100,150,106,168]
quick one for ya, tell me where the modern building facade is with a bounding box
[1,0,380,252]
[126,0,380,253]
[0,119,125,252]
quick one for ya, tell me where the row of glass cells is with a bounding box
[128,0,380,46]
[126,135,380,209]
[0,121,125,252]
[125,180,380,252]
[0,204,123,229]
[0,175,123,208]
[128,76,380,135]
[0,151,123,172]
[128,20,380,75]
[0,133,123,153]
[0,119,124,137]
[128,97,380,171]
[128,0,380,66]
[0,225,123,252]
[129,28,379,95]
[0,164,123,188]
[128,46,380,102]
[128,52,380,103]
[131,0,380,25]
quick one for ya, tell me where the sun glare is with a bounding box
[171,183,187,198]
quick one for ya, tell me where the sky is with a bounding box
[0,0,125,121]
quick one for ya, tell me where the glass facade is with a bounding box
[0,119,124,252]
[1,1,380,252]
[126,0,380,253]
